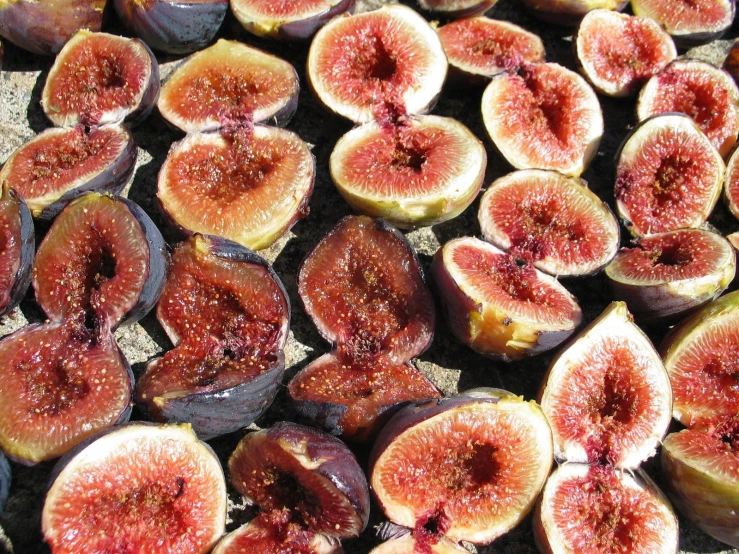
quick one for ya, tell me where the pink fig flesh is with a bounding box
[631,0,735,46]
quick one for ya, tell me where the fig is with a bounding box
[370,534,467,554]
[157,125,314,251]
[417,0,497,19]
[230,0,356,40]
[519,0,628,26]
[113,0,227,54]
[157,39,300,133]
[631,0,735,46]
[614,113,725,237]
[574,9,677,97]
[329,115,486,228]
[534,464,679,554]
[431,237,582,361]
[41,30,160,128]
[369,390,553,546]
[605,229,736,324]
[540,302,672,468]
[0,186,34,318]
[0,125,137,219]
[723,143,739,219]
[478,169,620,277]
[42,422,227,554]
[135,234,290,439]
[306,4,447,124]
[437,17,545,81]
[0,451,9,512]
[481,62,603,177]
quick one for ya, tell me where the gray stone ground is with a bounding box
[0,0,738,552]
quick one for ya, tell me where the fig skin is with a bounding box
[0,187,34,319]
[723,143,739,220]
[0,450,9,512]
[631,0,735,47]
[417,0,498,19]
[231,0,356,40]
[519,0,628,26]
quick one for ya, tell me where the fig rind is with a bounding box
[231,0,356,40]
[631,0,735,47]
[519,0,629,26]
[0,187,34,318]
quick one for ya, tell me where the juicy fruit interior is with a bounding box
[215,512,323,554]
[666,418,739,485]
[0,193,22,313]
[235,0,342,17]
[633,0,733,33]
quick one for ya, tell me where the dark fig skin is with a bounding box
[0,450,9,511]
[232,0,356,40]
[417,0,497,19]
[0,187,34,319]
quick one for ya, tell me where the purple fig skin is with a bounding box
[0,450,9,512]
[0,189,34,318]
[125,39,160,127]
[231,0,355,40]
[417,0,497,19]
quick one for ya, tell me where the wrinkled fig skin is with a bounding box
[519,0,628,25]
[417,0,497,18]
[0,190,34,318]
[0,450,9,512]
[233,0,357,40]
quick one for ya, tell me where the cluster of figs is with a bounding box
[1,0,739,552]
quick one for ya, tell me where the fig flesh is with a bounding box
[213,515,342,554]
[614,113,724,237]
[574,9,677,97]
[417,0,497,19]
[41,30,160,128]
[481,62,603,177]
[42,423,227,554]
[329,115,486,228]
[519,0,628,26]
[723,143,739,219]
[157,39,300,133]
[0,186,33,318]
[431,236,582,361]
[478,169,619,277]
[631,0,735,46]
[370,534,467,554]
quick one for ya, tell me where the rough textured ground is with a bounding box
[0,0,738,552]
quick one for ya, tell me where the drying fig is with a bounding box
[157,39,300,133]
[329,115,486,228]
[615,113,725,237]
[42,423,227,554]
[723,145,739,219]
[431,237,582,361]
[370,390,553,546]
[113,0,227,54]
[0,125,136,219]
[605,229,736,324]
[519,0,628,26]
[41,30,160,128]
[0,451,9,512]
[157,124,314,251]
[0,186,33,318]
[574,9,677,97]
[371,534,467,553]
[540,302,672,468]
[135,234,290,439]
[481,62,603,177]
[307,4,447,124]
[478,169,619,277]
[534,464,679,554]
[417,0,497,19]
[631,0,735,46]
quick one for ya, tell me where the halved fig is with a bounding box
[230,0,355,40]
[437,17,545,81]
[329,115,486,228]
[574,10,677,97]
[431,237,582,361]
[157,39,299,133]
[631,0,735,46]
[307,5,447,124]
[157,125,314,251]
[114,0,227,54]
[0,186,33,318]
[371,534,467,554]
[614,113,725,237]
[519,0,628,26]
[478,169,619,277]
[41,30,160,128]
[135,234,289,439]
[481,62,603,177]
[605,229,736,323]
[0,451,9,512]
[534,464,679,554]
[539,302,672,468]
[370,391,553,546]
[417,0,497,19]
[0,125,136,219]
[723,144,739,219]
[42,423,227,554]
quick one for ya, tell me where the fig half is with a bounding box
[519,0,628,26]
[631,0,735,46]
[723,143,739,219]
[0,186,34,318]
[417,0,497,19]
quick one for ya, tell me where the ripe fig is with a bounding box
[431,237,582,361]
[605,229,736,324]
[157,124,314,251]
[478,169,620,277]
[42,423,227,554]
[0,186,34,318]
[135,234,290,439]
[481,62,603,177]
[615,113,725,237]
[0,125,137,219]
[417,0,497,19]
[157,39,300,133]
[41,30,160,128]
[519,0,628,26]
[631,0,735,46]
[0,451,9,512]
[370,391,553,546]
[113,0,227,54]
[723,144,739,219]
[540,302,672,468]
[574,9,677,97]
[636,59,739,158]
[329,115,486,228]
[371,534,467,553]
[307,4,447,124]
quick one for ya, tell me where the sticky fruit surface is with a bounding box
[631,0,734,43]
[230,0,354,39]
[0,188,29,316]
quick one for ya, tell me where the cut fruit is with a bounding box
[481,62,603,177]
[614,113,724,237]
[42,423,227,554]
[0,186,34,318]
[157,39,299,133]
[431,237,582,361]
[540,301,672,468]
[213,515,342,554]
[605,229,735,323]
[329,115,486,228]
[370,534,467,553]
[478,169,619,277]
[157,125,314,251]
[230,0,355,40]
[574,9,676,97]
[723,145,739,220]
[520,0,628,25]
[417,0,497,18]
[307,4,447,123]
[631,0,735,46]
